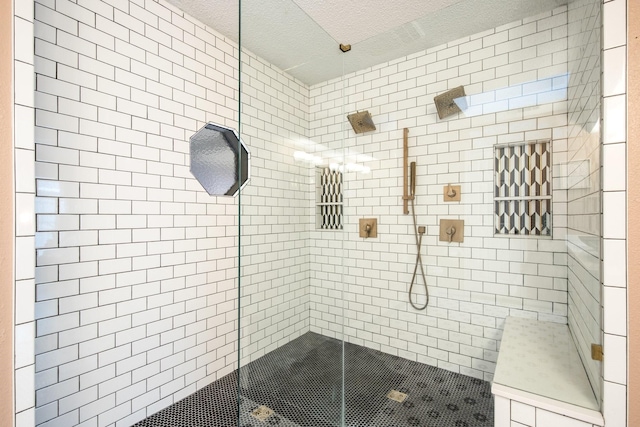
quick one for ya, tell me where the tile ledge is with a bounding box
[492,316,603,426]
[492,383,604,426]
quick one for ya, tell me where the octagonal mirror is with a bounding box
[189,122,250,196]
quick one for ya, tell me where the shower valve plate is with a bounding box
[359,218,378,238]
[443,185,461,201]
[439,219,464,243]
[251,405,274,421]
[386,389,408,403]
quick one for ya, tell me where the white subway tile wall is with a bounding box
[308,8,571,382]
[600,0,628,422]
[32,0,310,425]
[12,1,631,427]
[237,47,312,366]
[597,0,629,418]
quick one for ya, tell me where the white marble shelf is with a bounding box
[492,316,604,425]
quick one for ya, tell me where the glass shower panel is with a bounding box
[238,1,347,425]
[238,0,602,425]
[335,0,602,421]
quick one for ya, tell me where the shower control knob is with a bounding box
[446,226,456,242]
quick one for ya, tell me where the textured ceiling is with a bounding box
[165,0,567,85]
[290,0,464,45]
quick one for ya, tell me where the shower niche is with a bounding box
[315,166,344,229]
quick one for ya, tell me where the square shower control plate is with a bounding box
[359,218,377,238]
[439,219,464,243]
[443,185,461,201]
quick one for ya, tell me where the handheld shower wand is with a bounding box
[410,162,416,198]
[403,129,429,310]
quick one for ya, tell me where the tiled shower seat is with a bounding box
[492,316,604,427]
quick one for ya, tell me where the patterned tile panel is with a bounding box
[318,168,343,230]
[494,141,551,235]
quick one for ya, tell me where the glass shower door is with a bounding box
[238,0,348,425]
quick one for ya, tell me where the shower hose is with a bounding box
[409,197,429,310]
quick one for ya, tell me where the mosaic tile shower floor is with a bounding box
[134,332,494,427]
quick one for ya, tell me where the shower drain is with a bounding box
[386,389,408,403]
[251,405,274,421]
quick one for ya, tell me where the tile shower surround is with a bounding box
[308,7,571,382]
[31,0,310,425]
[9,0,630,426]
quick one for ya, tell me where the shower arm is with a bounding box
[402,128,413,214]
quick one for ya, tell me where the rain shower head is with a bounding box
[347,110,376,134]
[434,86,467,120]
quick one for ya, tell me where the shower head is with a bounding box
[347,111,376,134]
[434,86,467,120]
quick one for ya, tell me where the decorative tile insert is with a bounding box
[316,167,343,230]
[494,141,552,236]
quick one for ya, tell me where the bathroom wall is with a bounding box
[14,0,37,425]
[12,0,634,426]
[566,0,602,403]
[237,48,312,366]
[308,7,571,381]
[599,0,629,424]
[31,0,309,425]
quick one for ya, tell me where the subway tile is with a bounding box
[59,356,98,382]
[15,17,34,65]
[602,191,626,239]
[603,0,626,49]
[15,148,36,193]
[603,333,627,384]
[603,94,626,144]
[16,365,36,412]
[15,323,36,369]
[34,401,57,425]
[15,104,35,150]
[602,143,626,192]
[511,400,535,425]
[603,286,626,336]
[16,193,36,236]
[37,312,79,336]
[35,345,78,373]
[536,408,591,427]
[16,237,36,281]
[16,280,36,324]
[15,0,34,21]
[603,46,626,96]
[603,381,627,426]
[603,238,626,287]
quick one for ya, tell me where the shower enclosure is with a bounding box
[21,0,627,423]
[235,0,603,426]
